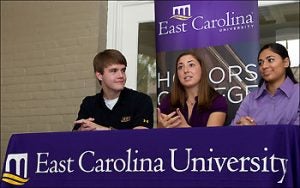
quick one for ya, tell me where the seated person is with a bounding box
[231,43,299,126]
[73,49,153,131]
[157,51,227,128]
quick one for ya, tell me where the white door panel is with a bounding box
[107,1,154,90]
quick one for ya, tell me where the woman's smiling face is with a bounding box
[258,48,289,84]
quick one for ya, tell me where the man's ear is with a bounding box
[283,57,290,68]
[95,72,102,81]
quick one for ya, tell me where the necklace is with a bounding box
[187,100,195,106]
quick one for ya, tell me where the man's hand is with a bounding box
[133,126,148,130]
[74,118,110,131]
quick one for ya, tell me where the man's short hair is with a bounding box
[93,49,127,74]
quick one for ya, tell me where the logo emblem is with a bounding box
[120,116,131,123]
[2,153,29,186]
[170,4,192,21]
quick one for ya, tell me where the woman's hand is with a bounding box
[175,108,191,128]
[157,108,190,128]
[236,116,256,126]
[157,108,181,128]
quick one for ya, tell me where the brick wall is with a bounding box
[1,1,107,167]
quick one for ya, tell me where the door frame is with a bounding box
[106,1,154,90]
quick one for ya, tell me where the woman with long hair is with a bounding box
[157,51,227,128]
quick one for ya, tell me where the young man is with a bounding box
[73,49,153,131]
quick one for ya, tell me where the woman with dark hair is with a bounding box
[157,51,228,128]
[232,43,299,125]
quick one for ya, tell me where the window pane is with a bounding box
[259,2,299,81]
[137,22,157,127]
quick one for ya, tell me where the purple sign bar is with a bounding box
[1,125,299,187]
[155,1,259,52]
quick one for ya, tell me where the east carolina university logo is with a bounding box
[2,153,29,186]
[170,4,192,21]
[158,2,255,37]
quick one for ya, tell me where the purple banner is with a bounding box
[155,1,259,52]
[1,126,300,187]
[155,1,260,124]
